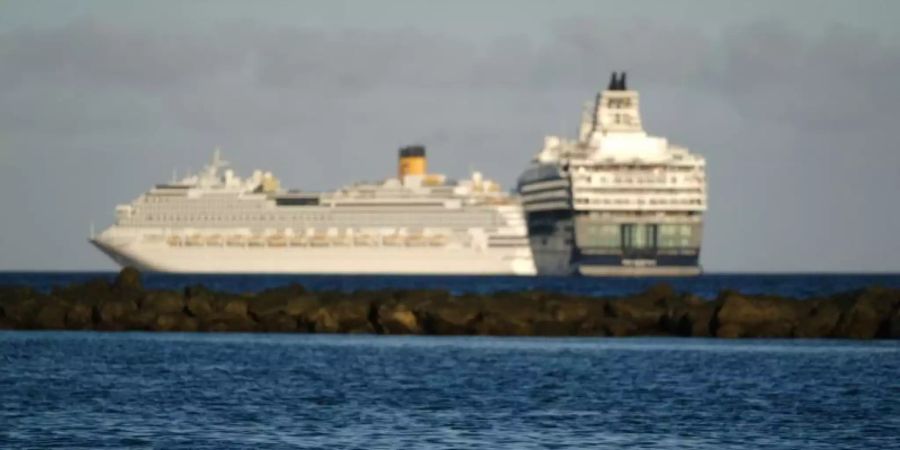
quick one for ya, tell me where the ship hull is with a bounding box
[524,211,703,277]
[91,238,536,275]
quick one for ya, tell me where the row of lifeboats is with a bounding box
[165,233,450,248]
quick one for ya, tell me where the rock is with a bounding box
[794,301,842,338]
[203,313,257,332]
[473,297,546,335]
[65,303,94,329]
[716,323,742,339]
[1,296,41,328]
[283,294,320,318]
[94,299,139,330]
[152,313,181,331]
[258,313,298,332]
[667,303,715,337]
[141,291,185,315]
[221,297,249,316]
[713,293,802,338]
[33,302,68,329]
[113,267,143,291]
[833,288,896,339]
[185,294,214,318]
[248,295,289,319]
[377,302,421,334]
[152,313,198,332]
[601,318,638,337]
[606,298,665,332]
[52,278,113,307]
[418,296,483,335]
[888,309,900,339]
[310,299,374,333]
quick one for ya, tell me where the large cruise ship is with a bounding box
[91,147,536,275]
[518,72,707,276]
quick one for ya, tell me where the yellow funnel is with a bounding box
[398,145,427,178]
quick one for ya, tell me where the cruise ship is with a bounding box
[518,72,707,276]
[91,147,536,275]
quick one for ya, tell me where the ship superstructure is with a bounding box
[91,147,536,275]
[518,72,707,276]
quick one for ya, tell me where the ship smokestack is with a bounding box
[619,72,627,90]
[608,72,618,90]
[398,145,427,178]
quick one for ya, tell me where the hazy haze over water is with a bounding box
[1,0,899,271]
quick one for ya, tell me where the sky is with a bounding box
[1,0,899,272]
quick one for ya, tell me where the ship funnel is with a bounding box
[398,145,427,178]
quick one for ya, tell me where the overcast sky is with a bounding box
[1,0,899,272]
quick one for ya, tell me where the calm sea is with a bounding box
[2,272,900,298]
[1,333,898,449]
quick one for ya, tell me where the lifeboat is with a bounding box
[267,234,287,247]
[332,235,352,246]
[382,234,404,246]
[289,235,309,246]
[166,235,183,246]
[309,234,330,247]
[205,234,223,246]
[405,234,428,247]
[247,235,266,247]
[354,234,376,246]
[186,234,204,246]
[226,235,247,246]
[428,235,449,247]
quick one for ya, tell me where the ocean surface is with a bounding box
[1,333,898,449]
[2,272,900,298]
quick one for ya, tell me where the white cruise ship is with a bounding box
[91,147,536,275]
[518,72,707,276]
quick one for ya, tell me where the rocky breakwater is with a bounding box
[2,268,900,338]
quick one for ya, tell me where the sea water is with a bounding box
[1,333,899,449]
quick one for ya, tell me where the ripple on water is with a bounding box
[1,332,898,449]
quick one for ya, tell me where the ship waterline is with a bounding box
[92,238,534,275]
[92,146,536,275]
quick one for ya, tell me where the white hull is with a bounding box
[91,238,536,275]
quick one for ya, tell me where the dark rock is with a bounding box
[833,288,897,339]
[475,298,549,335]
[220,297,249,316]
[185,294,214,318]
[258,313,299,332]
[52,278,113,307]
[713,293,803,338]
[377,301,421,334]
[65,303,94,329]
[667,302,716,337]
[248,285,311,321]
[606,298,665,332]
[4,267,899,339]
[600,318,638,337]
[152,313,198,332]
[141,290,185,315]
[113,267,143,291]
[33,302,69,329]
[794,301,842,338]
[94,299,139,330]
[283,294,320,319]
[418,296,483,335]
[1,296,41,327]
[888,309,900,339]
[310,299,374,333]
[198,308,258,331]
